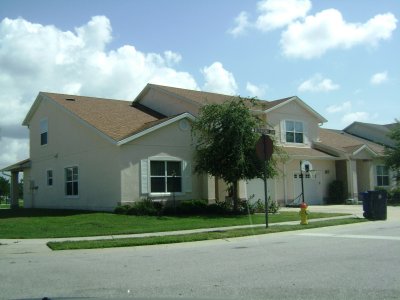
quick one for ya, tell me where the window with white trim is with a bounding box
[40,119,48,145]
[65,166,79,196]
[150,161,182,193]
[285,120,304,143]
[47,170,53,186]
[376,165,389,187]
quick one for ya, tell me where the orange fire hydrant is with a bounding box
[299,202,309,225]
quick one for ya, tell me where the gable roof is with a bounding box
[343,121,397,147]
[344,121,397,133]
[316,128,385,157]
[134,83,291,110]
[23,92,194,145]
[134,84,326,121]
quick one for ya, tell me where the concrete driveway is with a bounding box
[283,204,400,220]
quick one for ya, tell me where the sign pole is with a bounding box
[300,161,305,203]
[263,134,269,228]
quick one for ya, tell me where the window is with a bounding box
[285,120,303,143]
[65,166,79,196]
[376,165,389,187]
[47,170,53,186]
[40,119,48,145]
[150,161,182,193]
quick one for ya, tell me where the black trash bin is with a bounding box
[361,192,372,219]
[362,190,387,220]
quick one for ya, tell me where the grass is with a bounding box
[0,208,349,239]
[47,218,367,250]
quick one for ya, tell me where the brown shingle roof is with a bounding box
[284,147,336,159]
[148,84,292,110]
[318,128,385,155]
[42,92,167,142]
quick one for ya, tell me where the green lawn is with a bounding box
[48,218,367,250]
[0,208,349,239]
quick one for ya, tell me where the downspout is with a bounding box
[283,163,287,206]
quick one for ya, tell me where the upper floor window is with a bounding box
[285,120,303,143]
[40,119,48,145]
[376,165,389,187]
[150,160,182,193]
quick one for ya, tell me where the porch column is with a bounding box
[368,161,375,190]
[346,160,358,200]
[10,171,19,209]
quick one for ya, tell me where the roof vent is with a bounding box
[65,98,75,101]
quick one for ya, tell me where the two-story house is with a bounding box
[1,83,388,210]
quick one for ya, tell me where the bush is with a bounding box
[114,198,258,216]
[268,197,280,214]
[114,204,130,215]
[250,198,279,214]
[328,180,345,204]
[114,198,163,216]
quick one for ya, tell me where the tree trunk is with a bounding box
[232,180,238,213]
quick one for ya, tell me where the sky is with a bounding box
[0,0,399,169]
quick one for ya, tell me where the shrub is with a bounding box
[328,180,345,204]
[115,198,163,216]
[114,204,131,215]
[268,197,280,214]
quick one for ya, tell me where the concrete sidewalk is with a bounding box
[0,213,358,254]
[3,204,399,253]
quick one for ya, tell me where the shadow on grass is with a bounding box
[0,208,96,219]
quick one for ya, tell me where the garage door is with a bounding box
[293,171,322,205]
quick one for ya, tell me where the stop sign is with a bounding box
[256,135,274,161]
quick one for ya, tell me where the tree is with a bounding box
[385,120,400,184]
[0,175,10,200]
[192,97,275,211]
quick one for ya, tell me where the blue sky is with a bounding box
[0,0,399,169]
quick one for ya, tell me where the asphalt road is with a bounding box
[1,210,400,299]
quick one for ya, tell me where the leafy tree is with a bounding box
[192,97,277,212]
[385,120,400,184]
[0,175,10,199]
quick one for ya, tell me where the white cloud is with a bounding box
[0,137,29,169]
[163,50,182,66]
[281,9,397,59]
[0,16,201,169]
[256,0,311,31]
[229,11,250,37]
[201,62,238,95]
[326,101,351,113]
[298,74,339,92]
[246,82,268,98]
[342,112,370,124]
[325,100,373,125]
[370,71,388,85]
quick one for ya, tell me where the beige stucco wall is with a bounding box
[27,96,121,211]
[266,101,321,147]
[119,120,205,203]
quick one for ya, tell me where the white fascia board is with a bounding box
[117,112,196,146]
[22,93,44,126]
[352,144,378,157]
[264,97,328,123]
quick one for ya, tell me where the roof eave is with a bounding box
[117,112,196,146]
[1,158,31,172]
